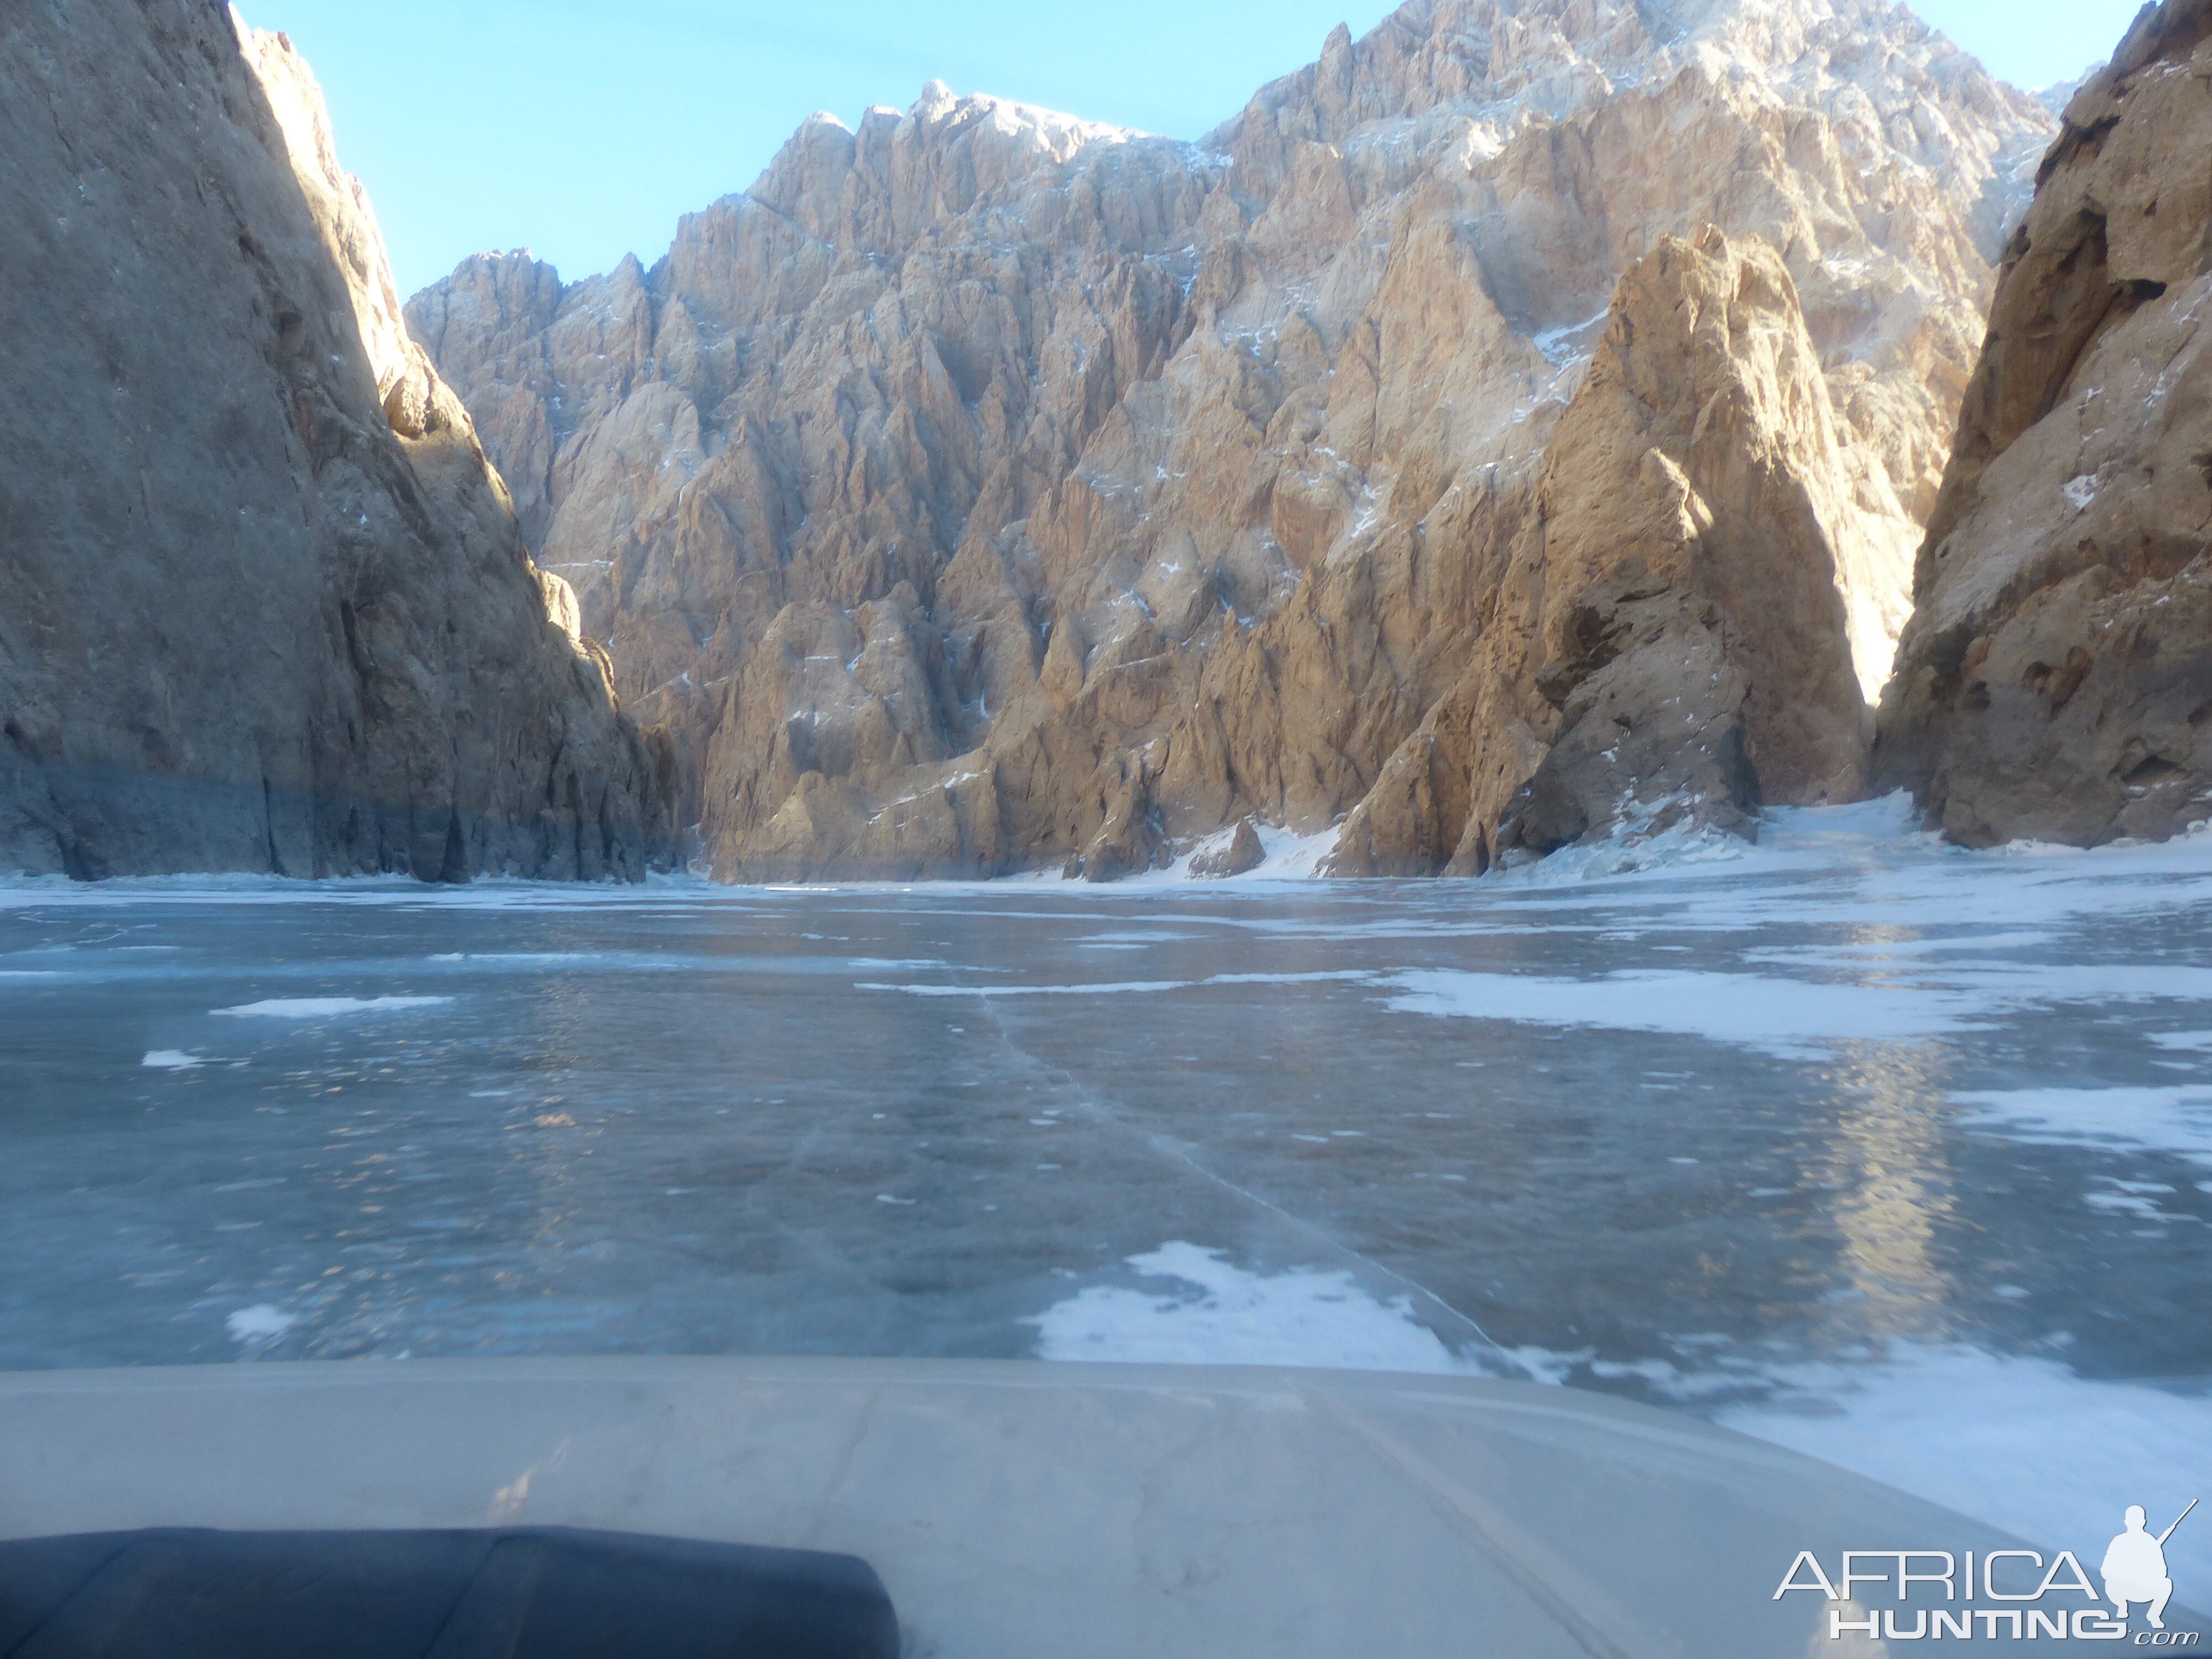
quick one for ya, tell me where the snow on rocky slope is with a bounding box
[409,0,2054,879]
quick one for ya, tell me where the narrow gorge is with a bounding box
[12,0,2208,887]
[412,0,2062,880]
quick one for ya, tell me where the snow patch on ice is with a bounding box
[1498,814,1764,884]
[859,969,1380,998]
[1028,1242,1481,1374]
[1385,949,2212,1058]
[860,978,1188,998]
[424,953,597,964]
[225,1305,297,1344]
[212,996,452,1019]
[1951,1086,2212,1167]
[1239,824,1342,881]
[1128,821,1340,884]
[1480,791,2206,904]
[1383,968,1981,1057]
[1491,793,1926,890]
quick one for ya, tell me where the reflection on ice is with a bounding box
[1812,1044,1961,1340]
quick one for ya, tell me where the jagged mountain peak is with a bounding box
[724,76,1180,270]
[760,79,1152,170]
[1217,0,2048,171]
[409,0,2063,880]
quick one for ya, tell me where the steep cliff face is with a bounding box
[0,4,669,881]
[1334,228,1871,874]
[413,0,2051,879]
[1875,0,2212,847]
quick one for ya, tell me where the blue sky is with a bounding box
[254,1,2143,299]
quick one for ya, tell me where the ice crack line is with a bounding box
[966,982,1541,1380]
[1138,1124,1543,1383]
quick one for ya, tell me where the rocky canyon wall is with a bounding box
[0,2,670,880]
[412,0,2054,879]
[1874,0,2212,846]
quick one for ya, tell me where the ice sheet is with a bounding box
[7,792,2212,1577]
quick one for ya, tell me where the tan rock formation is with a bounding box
[1875,0,2212,846]
[0,6,669,880]
[1332,228,1870,872]
[411,0,2051,879]
[1191,818,1266,879]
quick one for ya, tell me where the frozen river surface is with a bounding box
[4,799,2211,1578]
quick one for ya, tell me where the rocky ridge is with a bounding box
[411,0,2053,879]
[1874,0,2212,846]
[0,4,669,880]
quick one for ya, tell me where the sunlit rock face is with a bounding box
[0,6,671,881]
[410,0,2052,879]
[1344,227,1876,877]
[1876,0,2212,849]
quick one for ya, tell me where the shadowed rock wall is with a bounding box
[1875,0,2212,846]
[0,2,671,880]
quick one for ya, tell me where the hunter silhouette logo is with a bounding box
[2106,1502,2194,1631]
[1776,1499,2201,1642]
